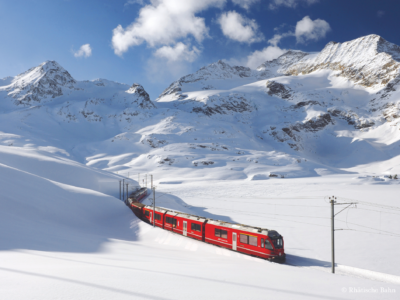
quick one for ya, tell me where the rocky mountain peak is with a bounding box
[126,83,155,109]
[285,34,400,88]
[158,60,254,100]
[13,60,76,87]
[256,50,309,78]
[6,60,76,106]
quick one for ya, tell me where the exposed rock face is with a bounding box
[266,81,292,99]
[191,94,254,116]
[285,35,400,88]
[6,61,77,106]
[127,83,156,109]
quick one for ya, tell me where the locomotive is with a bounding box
[128,199,285,262]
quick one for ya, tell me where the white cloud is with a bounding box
[231,0,260,10]
[73,44,92,58]
[377,10,385,18]
[295,16,331,43]
[246,46,286,69]
[154,42,200,62]
[124,0,145,6]
[218,11,263,43]
[269,0,319,9]
[112,0,226,56]
[268,32,294,46]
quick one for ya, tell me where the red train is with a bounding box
[127,187,148,203]
[129,201,285,262]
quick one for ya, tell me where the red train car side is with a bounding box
[205,220,284,261]
[128,202,285,262]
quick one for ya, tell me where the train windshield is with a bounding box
[272,237,283,249]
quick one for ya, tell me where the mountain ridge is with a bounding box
[1,34,400,181]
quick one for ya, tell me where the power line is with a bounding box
[333,196,400,211]
[168,194,324,200]
[342,228,400,238]
[336,219,400,237]
[200,206,330,220]
[196,198,326,207]
[353,207,400,216]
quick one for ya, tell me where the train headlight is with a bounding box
[279,253,281,256]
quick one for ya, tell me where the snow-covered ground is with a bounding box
[0,146,399,299]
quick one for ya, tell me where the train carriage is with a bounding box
[130,202,145,219]
[153,207,168,228]
[205,220,285,261]
[127,202,285,262]
[173,212,207,241]
[127,187,147,203]
[164,211,179,231]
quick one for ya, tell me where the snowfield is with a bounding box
[1,156,399,299]
[1,34,400,299]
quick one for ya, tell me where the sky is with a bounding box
[1,0,400,99]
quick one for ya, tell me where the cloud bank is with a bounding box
[112,0,225,56]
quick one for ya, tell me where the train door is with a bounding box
[183,221,187,236]
[232,232,237,251]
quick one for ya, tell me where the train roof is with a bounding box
[128,187,147,198]
[131,202,145,208]
[207,219,281,237]
[142,205,280,237]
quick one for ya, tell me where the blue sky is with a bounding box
[1,0,400,99]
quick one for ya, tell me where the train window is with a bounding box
[240,234,248,244]
[155,214,161,221]
[261,238,264,248]
[166,216,172,224]
[249,236,257,247]
[215,228,228,239]
[172,219,177,227]
[265,239,273,250]
[191,223,201,232]
[221,230,227,239]
[272,237,283,249]
[145,210,149,217]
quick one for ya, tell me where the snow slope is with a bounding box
[1,148,399,299]
[0,155,399,299]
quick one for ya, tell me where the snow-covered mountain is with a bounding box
[1,34,400,182]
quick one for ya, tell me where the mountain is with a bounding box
[5,61,77,106]
[1,34,400,182]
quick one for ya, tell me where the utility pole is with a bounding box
[330,196,336,274]
[119,180,121,200]
[151,174,153,190]
[122,179,125,202]
[126,183,129,203]
[153,186,156,227]
[145,174,147,188]
[329,196,357,274]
